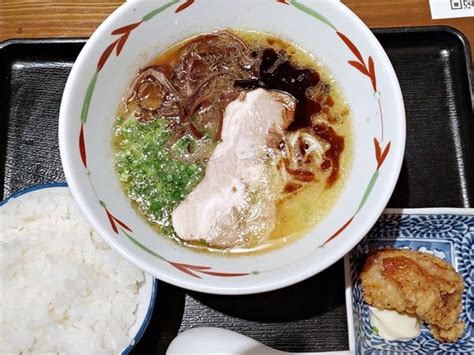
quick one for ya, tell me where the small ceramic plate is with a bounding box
[344,208,474,354]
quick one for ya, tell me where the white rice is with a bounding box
[0,187,145,354]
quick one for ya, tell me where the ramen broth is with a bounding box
[113,30,352,254]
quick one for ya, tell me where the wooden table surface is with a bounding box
[0,0,473,63]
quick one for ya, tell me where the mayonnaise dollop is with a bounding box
[369,306,421,341]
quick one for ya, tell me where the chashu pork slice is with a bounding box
[172,88,295,248]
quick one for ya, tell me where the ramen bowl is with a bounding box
[59,0,405,295]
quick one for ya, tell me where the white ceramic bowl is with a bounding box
[59,0,405,295]
[0,183,158,354]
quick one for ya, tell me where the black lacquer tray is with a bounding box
[1,26,472,354]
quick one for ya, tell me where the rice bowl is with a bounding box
[0,184,157,354]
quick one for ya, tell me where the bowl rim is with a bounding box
[0,183,159,353]
[59,0,406,294]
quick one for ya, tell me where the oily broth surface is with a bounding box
[234,30,352,249]
[114,30,352,255]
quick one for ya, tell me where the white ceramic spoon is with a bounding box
[167,327,350,355]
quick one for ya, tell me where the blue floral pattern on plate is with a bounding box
[347,212,474,354]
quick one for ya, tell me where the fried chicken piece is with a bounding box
[431,321,465,342]
[361,248,465,342]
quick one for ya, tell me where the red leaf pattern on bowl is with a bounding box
[348,60,370,76]
[337,32,364,64]
[374,138,391,170]
[175,0,195,13]
[169,262,249,278]
[368,56,377,91]
[111,21,142,35]
[337,31,378,92]
[79,124,87,168]
[105,208,133,234]
[97,39,119,71]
